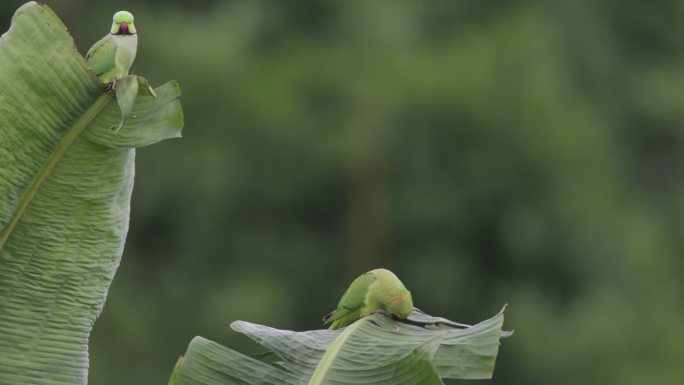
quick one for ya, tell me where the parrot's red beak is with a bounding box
[120,22,128,34]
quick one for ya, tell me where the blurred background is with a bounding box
[3,0,684,384]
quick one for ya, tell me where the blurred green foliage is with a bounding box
[3,0,684,384]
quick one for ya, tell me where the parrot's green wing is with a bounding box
[85,34,117,83]
[323,272,378,329]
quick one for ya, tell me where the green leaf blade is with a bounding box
[230,320,338,377]
[169,337,302,385]
[308,316,444,385]
[432,306,508,380]
[83,78,184,148]
[0,2,100,228]
[177,308,509,384]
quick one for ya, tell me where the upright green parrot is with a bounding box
[323,268,413,330]
[85,10,137,89]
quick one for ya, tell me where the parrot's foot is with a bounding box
[360,310,403,331]
[111,121,123,132]
[360,310,387,318]
[104,78,118,92]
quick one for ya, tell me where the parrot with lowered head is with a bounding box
[323,268,413,330]
[85,10,137,90]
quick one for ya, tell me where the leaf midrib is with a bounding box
[307,315,374,385]
[0,92,112,249]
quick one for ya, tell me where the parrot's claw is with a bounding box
[359,310,402,331]
[360,310,387,318]
[148,84,157,98]
[104,78,117,92]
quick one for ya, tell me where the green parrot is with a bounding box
[85,10,138,89]
[323,268,414,330]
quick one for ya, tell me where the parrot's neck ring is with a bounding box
[388,295,406,304]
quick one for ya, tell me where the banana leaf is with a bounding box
[169,307,509,385]
[0,2,183,384]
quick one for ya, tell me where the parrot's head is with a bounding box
[110,11,136,35]
[387,290,413,320]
